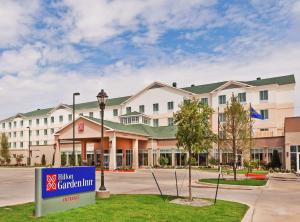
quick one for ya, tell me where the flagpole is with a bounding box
[249,103,252,174]
[217,106,220,171]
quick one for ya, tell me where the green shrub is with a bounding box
[78,155,82,166]
[208,157,218,166]
[159,157,169,166]
[61,153,66,166]
[190,157,197,166]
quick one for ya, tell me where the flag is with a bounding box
[250,106,264,120]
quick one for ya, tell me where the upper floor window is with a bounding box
[238,93,246,103]
[8,132,11,138]
[36,119,39,125]
[201,98,208,105]
[20,131,23,137]
[113,109,118,116]
[51,128,54,134]
[68,114,72,121]
[218,113,226,122]
[139,105,145,113]
[89,112,94,118]
[36,130,40,136]
[167,102,174,111]
[36,141,39,146]
[260,110,269,119]
[20,120,23,127]
[168,118,174,126]
[44,141,48,145]
[218,95,226,105]
[59,115,63,122]
[29,120,32,126]
[13,142,16,148]
[126,107,131,114]
[44,118,48,125]
[259,90,268,101]
[13,132,17,137]
[44,129,48,135]
[79,113,83,116]
[2,123,5,129]
[20,142,23,148]
[9,122,12,129]
[153,103,159,112]
[51,116,54,123]
[13,121,17,127]
[153,119,159,127]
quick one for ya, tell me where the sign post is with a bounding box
[35,166,95,217]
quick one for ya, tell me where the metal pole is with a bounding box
[99,106,106,190]
[72,94,75,166]
[214,167,221,205]
[217,107,220,171]
[151,169,164,201]
[175,169,179,197]
[28,127,31,166]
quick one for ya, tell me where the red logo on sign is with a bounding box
[78,122,84,132]
[46,174,57,192]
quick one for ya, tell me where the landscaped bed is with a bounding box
[0,195,248,222]
[199,178,268,186]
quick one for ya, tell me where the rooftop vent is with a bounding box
[37,109,40,110]
[191,84,195,87]
[257,77,261,80]
[172,82,177,88]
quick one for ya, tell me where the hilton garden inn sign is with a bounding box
[35,166,95,217]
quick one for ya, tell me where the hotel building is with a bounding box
[0,74,298,172]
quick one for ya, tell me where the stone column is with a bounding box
[132,139,139,169]
[54,140,61,167]
[81,141,87,164]
[148,149,153,167]
[66,152,69,166]
[109,135,116,170]
[156,149,160,166]
[171,149,175,167]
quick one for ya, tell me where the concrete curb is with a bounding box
[195,181,267,190]
[241,204,254,222]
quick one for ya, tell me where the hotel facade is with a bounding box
[0,74,299,172]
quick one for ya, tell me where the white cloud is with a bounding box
[61,0,217,45]
[0,45,41,76]
[0,0,39,47]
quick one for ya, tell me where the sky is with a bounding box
[0,0,299,119]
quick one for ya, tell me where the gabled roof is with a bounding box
[48,104,72,114]
[121,81,195,105]
[120,111,142,117]
[86,116,177,139]
[182,81,227,94]
[210,80,253,93]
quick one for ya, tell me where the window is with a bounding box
[153,119,159,127]
[79,113,83,116]
[126,107,131,114]
[260,128,269,131]
[13,132,16,137]
[89,112,94,117]
[59,115,63,122]
[51,128,54,134]
[36,119,39,125]
[20,131,23,137]
[113,109,118,116]
[68,114,72,121]
[201,98,208,105]
[167,102,174,111]
[251,148,264,162]
[29,120,32,126]
[36,130,39,136]
[139,105,145,113]
[36,141,39,146]
[168,118,174,126]
[20,142,23,148]
[14,121,17,127]
[2,123,5,129]
[218,113,226,122]
[51,116,54,123]
[238,92,246,102]
[9,122,12,129]
[153,103,159,112]
[44,129,48,135]
[259,90,268,101]
[44,118,48,125]
[260,110,269,119]
[8,132,11,138]
[20,120,23,127]
[218,95,226,104]
[219,131,226,139]
[44,141,47,145]
[13,142,16,148]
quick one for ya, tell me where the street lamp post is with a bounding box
[97,89,108,191]
[26,127,31,166]
[72,92,80,166]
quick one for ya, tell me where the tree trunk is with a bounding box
[188,147,192,201]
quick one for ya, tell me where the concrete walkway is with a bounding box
[0,168,299,222]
